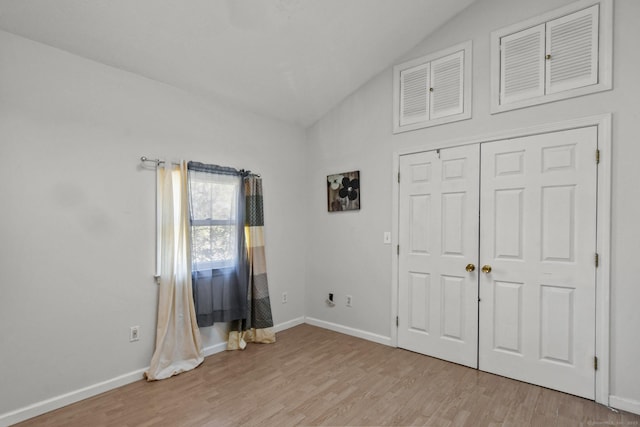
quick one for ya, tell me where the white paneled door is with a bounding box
[398,145,480,368]
[397,126,598,398]
[479,127,597,399]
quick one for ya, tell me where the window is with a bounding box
[491,0,612,113]
[187,163,248,327]
[393,40,472,134]
[188,171,241,271]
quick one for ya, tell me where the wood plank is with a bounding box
[14,324,640,426]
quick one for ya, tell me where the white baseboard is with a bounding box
[0,315,307,427]
[0,368,147,427]
[609,395,640,416]
[275,316,305,332]
[304,317,392,346]
[202,341,227,357]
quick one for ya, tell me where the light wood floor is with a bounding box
[16,324,640,427]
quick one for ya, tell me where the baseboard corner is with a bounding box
[609,395,640,416]
[274,316,305,332]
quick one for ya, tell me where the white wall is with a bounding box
[0,30,306,417]
[3,0,640,420]
[306,0,640,410]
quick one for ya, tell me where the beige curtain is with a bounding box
[145,161,204,381]
[228,176,276,350]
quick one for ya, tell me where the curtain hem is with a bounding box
[144,356,204,382]
[227,327,276,351]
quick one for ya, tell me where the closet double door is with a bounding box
[397,127,598,399]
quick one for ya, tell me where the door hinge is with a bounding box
[596,149,600,164]
[397,245,400,255]
[595,253,599,268]
[594,356,598,370]
[396,316,399,327]
[397,172,400,183]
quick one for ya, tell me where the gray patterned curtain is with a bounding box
[227,176,276,349]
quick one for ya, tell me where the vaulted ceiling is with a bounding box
[0,0,476,127]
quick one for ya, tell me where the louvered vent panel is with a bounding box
[500,24,545,104]
[394,41,471,132]
[430,51,464,119]
[547,5,599,94]
[400,63,429,126]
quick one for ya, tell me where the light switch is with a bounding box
[383,231,391,244]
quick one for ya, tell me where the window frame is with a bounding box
[188,171,242,272]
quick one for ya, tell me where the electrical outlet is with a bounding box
[282,291,288,304]
[346,295,353,307]
[129,326,140,342]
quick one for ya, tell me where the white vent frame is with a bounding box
[393,41,472,134]
[490,0,612,114]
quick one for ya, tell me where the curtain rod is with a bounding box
[140,156,183,167]
[140,156,260,177]
[140,156,164,165]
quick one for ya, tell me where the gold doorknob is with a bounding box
[465,263,475,272]
[481,265,492,274]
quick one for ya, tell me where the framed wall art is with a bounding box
[327,170,360,212]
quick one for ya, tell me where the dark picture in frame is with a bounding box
[327,170,360,212]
